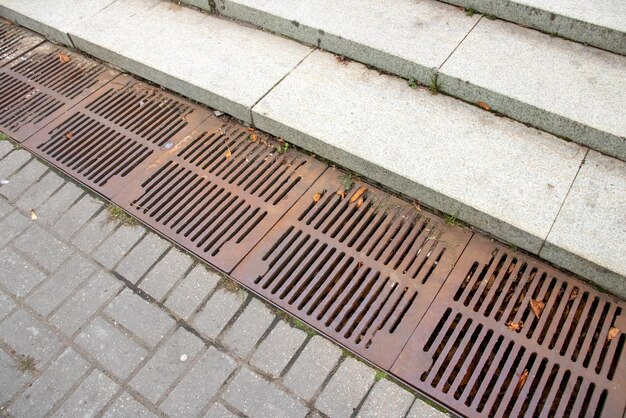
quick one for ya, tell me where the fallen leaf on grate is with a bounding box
[513,369,529,397]
[336,188,346,199]
[312,193,321,202]
[249,133,258,142]
[350,186,367,204]
[506,321,523,331]
[570,288,579,300]
[65,131,73,139]
[58,52,71,63]
[530,300,545,318]
[225,147,232,159]
[356,197,364,208]
[608,327,619,341]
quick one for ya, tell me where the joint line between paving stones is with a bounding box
[539,147,590,254]
[249,48,315,120]
[438,15,483,71]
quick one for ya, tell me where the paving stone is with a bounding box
[0,159,48,201]
[69,0,311,122]
[541,151,626,298]
[0,196,11,218]
[164,264,220,320]
[27,253,96,316]
[71,210,119,254]
[130,327,204,404]
[52,194,102,240]
[357,379,414,418]
[92,224,145,269]
[406,398,450,418]
[15,170,64,212]
[0,290,15,321]
[0,347,31,403]
[221,0,478,84]
[204,403,238,418]
[0,140,13,159]
[50,270,123,337]
[161,347,237,417]
[223,368,308,418]
[0,148,30,179]
[253,50,586,253]
[36,182,83,226]
[9,348,90,418]
[439,18,626,160]
[0,309,62,366]
[52,369,119,418]
[250,321,306,377]
[192,288,246,339]
[0,0,118,45]
[222,298,275,357]
[0,210,29,247]
[139,247,194,301]
[14,224,73,272]
[105,288,175,347]
[115,233,170,283]
[283,335,342,400]
[315,357,376,418]
[0,247,47,297]
[102,392,157,418]
[75,317,147,379]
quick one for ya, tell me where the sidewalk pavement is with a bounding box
[0,138,449,418]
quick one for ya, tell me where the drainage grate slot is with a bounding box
[113,120,327,272]
[0,42,118,141]
[0,19,43,67]
[23,75,212,197]
[232,170,472,368]
[392,234,626,418]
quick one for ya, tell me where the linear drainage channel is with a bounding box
[1,26,624,418]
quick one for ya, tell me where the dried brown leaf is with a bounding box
[65,131,73,139]
[336,188,346,199]
[569,288,579,300]
[249,133,258,143]
[608,327,619,341]
[350,186,367,204]
[412,201,421,212]
[356,197,364,208]
[30,209,37,220]
[506,321,523,332]
[530,300,545,318]
[58,52,71,63]
[247,127,255,132]
[225,147,232,159]
[513,369,529,397]
[312,193,321,203]
[478,101,490,110]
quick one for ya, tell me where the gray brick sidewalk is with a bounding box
[0,138,450,418]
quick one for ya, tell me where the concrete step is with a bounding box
[0,0,623,298]
[215,0,626,161]
[439,0,626,55]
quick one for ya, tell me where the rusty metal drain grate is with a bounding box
[0,19,43,67]
[23,74,212,198]
[232,170,472,369]
[392,235,626,418]
[112,120,327,272]
[0,42,118,141]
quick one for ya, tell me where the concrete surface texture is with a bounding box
[439,18,626,160]
[0,140,450,417]
[438,0,626,55]
[69,0,312,123]
[217,0,479,84]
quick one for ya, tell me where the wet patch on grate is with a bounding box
[0,19,43,67]
[112,120,327,273]
[232,170,473,369]
[0,42,119,141]
[392,234,626,418]
[23,74,212,198]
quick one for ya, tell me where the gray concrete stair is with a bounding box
[215,0,626,161]
[0,0,623,298]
